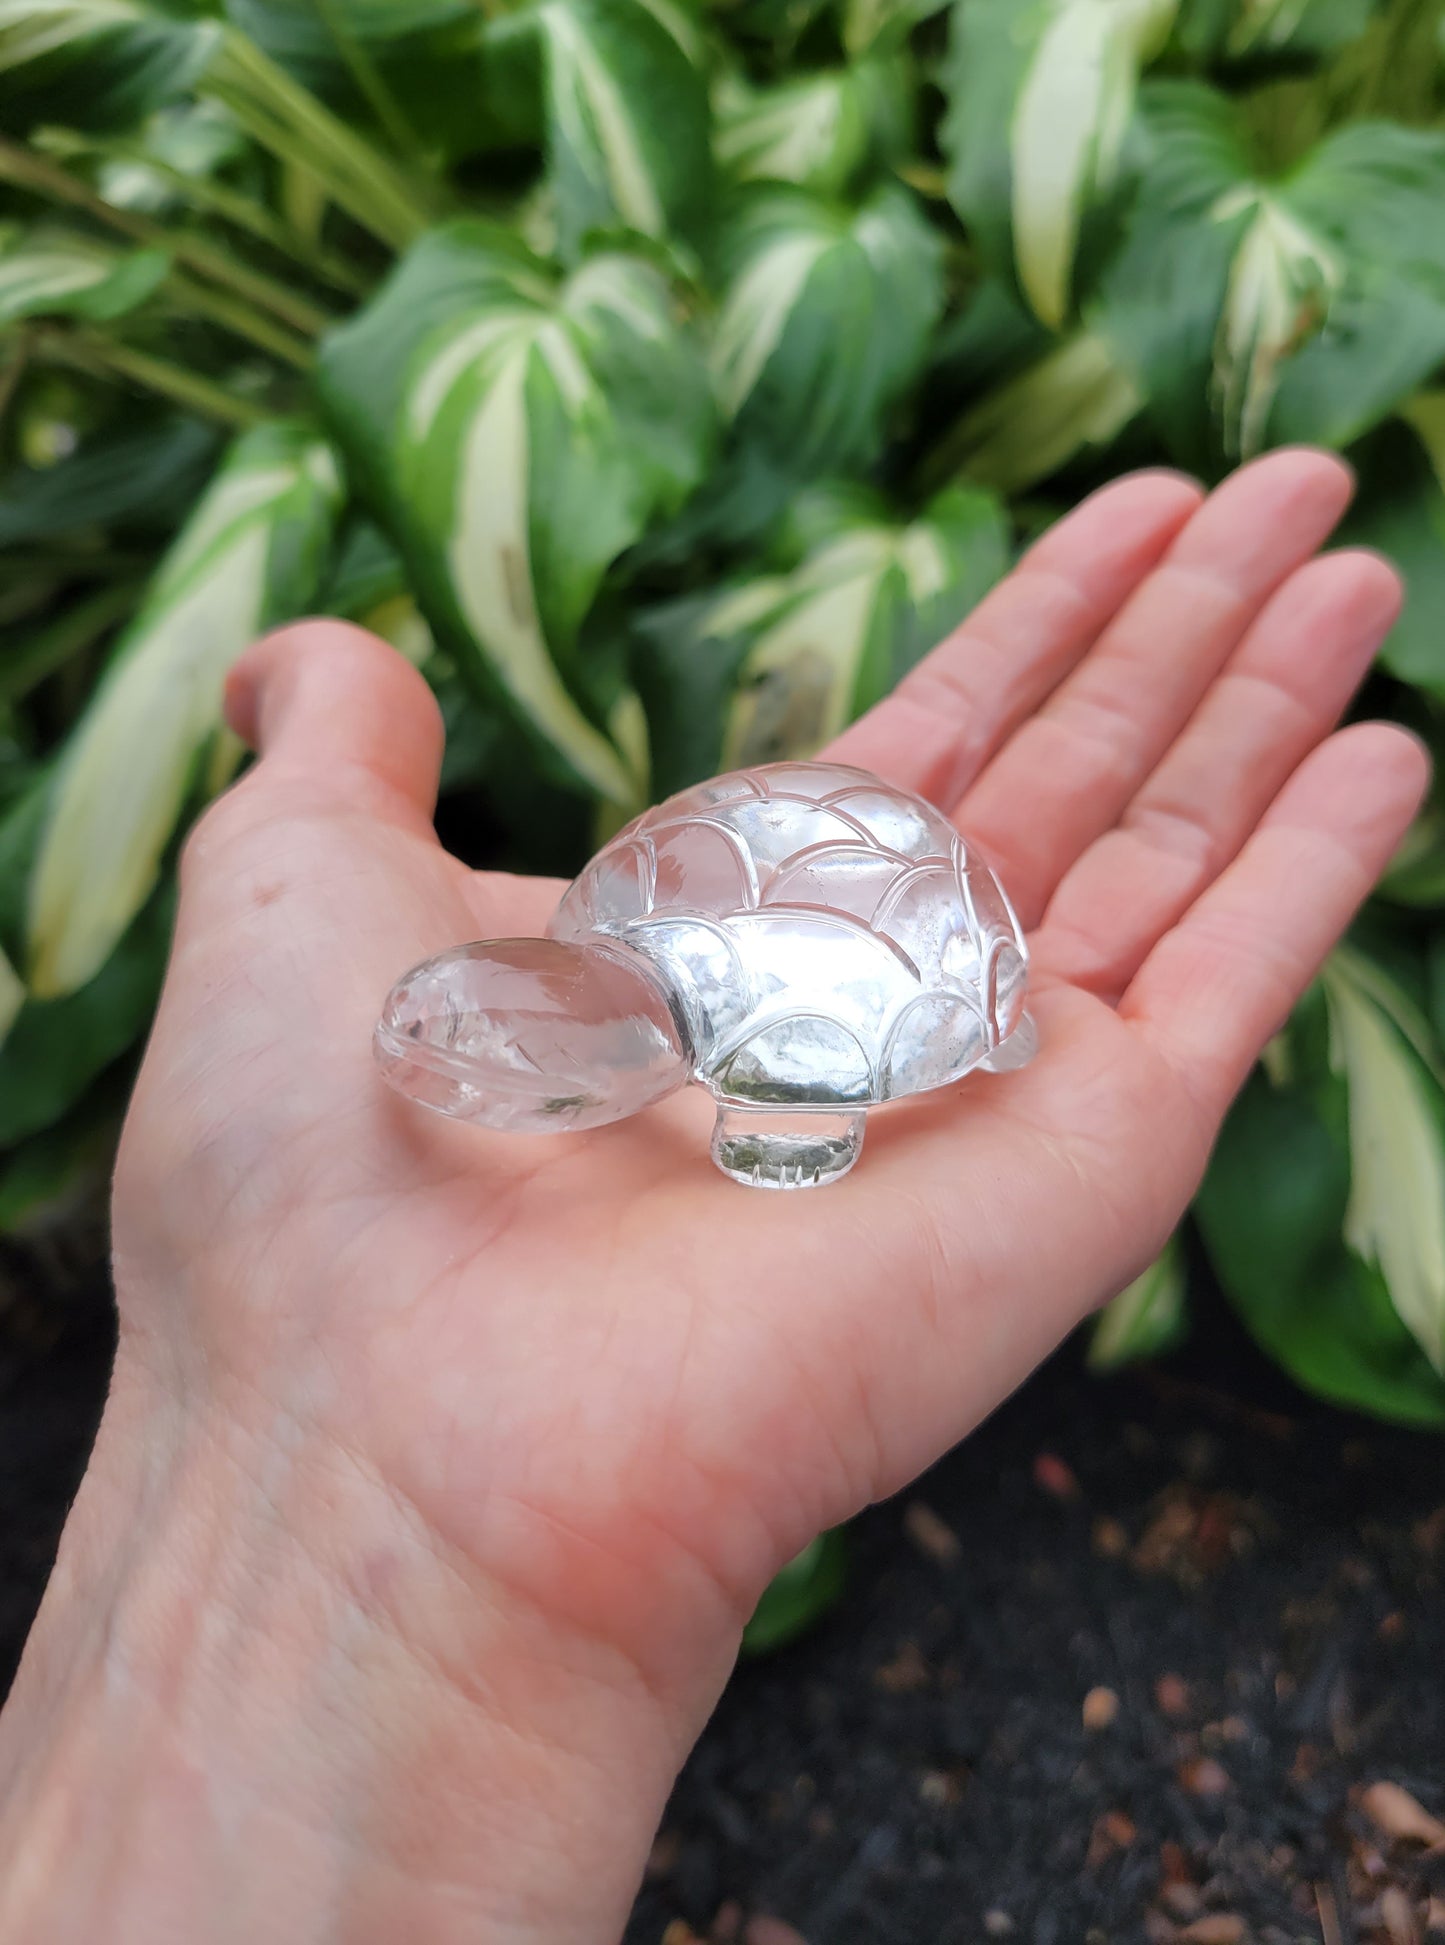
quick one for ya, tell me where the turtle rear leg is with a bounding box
[710,1105,866,1190]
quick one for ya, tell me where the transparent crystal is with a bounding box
[374,938,689,1131]
[377,762,1034,1186]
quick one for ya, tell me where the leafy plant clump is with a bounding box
[3,0,1445,1426]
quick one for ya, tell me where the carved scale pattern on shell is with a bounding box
[550,762,1029,1108]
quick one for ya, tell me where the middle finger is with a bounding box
[955,447,1354,927]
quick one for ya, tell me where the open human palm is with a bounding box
[91,448,1424,1935]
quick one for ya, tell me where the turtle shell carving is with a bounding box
[550,762,1030,1108]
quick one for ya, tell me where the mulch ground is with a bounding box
[3,1273,1443,1945]
[625,1292,1445,1945]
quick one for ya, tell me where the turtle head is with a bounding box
[375,937,692,1132]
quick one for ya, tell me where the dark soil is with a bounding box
[4,1279,1444,1945]
[624,1291,1445,1945]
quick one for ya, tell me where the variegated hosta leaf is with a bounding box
[319,221,714,805]
[1208,187,1340,460]
[1196,974,1445,1428]
[713,183,943,475]
[688,484,1007,766]
[1098,83,1445,469]
[0,226,170,327]
[25,421,341,998]
[0,0,220,132]
[1335,402,1445,702]
[94,99,246,213]
[714,55,911,198]
[1088,1234,1187,1370]
[935,331,1141,494]
[1323,951,1445,1378]
[538,0,712,259]
[943,0,1177,330]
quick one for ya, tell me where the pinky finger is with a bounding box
[1121,722,1430,1123]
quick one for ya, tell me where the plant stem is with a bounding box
[206,30,435,251]
[0,332,31,444]
[37,130,369,297]
[313,0,427,163]
[0,137,333,338]
[33,330,268,430]
[166,271,314,368]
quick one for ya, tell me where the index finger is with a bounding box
[825,469,1202,806]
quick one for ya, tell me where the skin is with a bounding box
[0,450,1428,1943]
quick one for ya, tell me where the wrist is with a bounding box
[0,1350,696,1944]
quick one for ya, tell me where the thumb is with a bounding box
[223,619,445,835]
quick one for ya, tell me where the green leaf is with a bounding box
[319,220,714,805]
[0,880,170,1146]
[1098,84,1445,468]
[22,420,342,999]
[0,582,140,711]
[713,182,944,476]
[1177,0,1376,63]
[0,1079,122,1238]
[1322,949,1445,1378]
[539,0,712,258]
[1088,1233,1187,1369]
[0,0,221,133]
[0,415,218,549]
[741,1530,847,1655]
[1196,966,1445,1427]
[943,0,1177,330]
[0,228,171,327]
[714,54,913,198]
[94,99,246,211]
[1336,406,1445,699]
[931,331,1142,494]
[635,483,1007,783]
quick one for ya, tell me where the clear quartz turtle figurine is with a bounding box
[376,761,1035,1189]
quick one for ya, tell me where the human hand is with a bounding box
[0,450,1425,1943]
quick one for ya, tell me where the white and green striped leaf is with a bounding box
[1208,186,1341,460]
[1089,1234,1187,1370]
[630,483,1006,789]
[1098,84,1445,469]
[933,330,1142,494]
[537,0,712,258]
[682,484,1007,766]
[713,183,943,475]
[24,421,341,999]
[943,0,1177,329]
[0,226,170,327]
[319,221,714,806]
[714,55,911,198]
[0,0,219,131]
[1322,950,1445,1378]
[1335,402,1445,704]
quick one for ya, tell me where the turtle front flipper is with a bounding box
[710,1105,866,1190]
[375,938,691,1132]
